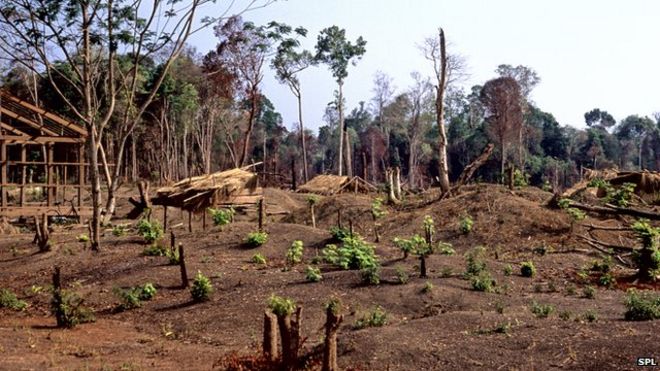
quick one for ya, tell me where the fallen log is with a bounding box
[440,143,494,200]
[568,200,660,220]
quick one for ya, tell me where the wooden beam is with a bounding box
[20,144,26,206]
[0,106,60,136]
[0,135,84,144]
[0,139,5,207]
[0,91,88,136]
[0,206,94,218]
[0,122,31,136]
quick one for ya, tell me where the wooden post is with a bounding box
[202,211,207,231]
[178,243,188,288]
[62,164,68,203]
[187,211,192,233]
[52,266,64,327]
[163,206,168,231]
[291,158,297,191]
[263,311,279,361]
[20,144,26,206]
[337,209,342,229]
[310,204,316,229]
[508,166,514,190]
[77,143,84,212]
[258,198,264,231]
[170,231,175,256]
[362,151,368,181]
[323,305,343,371]
[0,139,6,208]
[47,143,54,206]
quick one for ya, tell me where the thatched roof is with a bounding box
[297,175,376,195]
[152,167,261,211]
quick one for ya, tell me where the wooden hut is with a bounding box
[297,174,376,195]
[0,90,91,219]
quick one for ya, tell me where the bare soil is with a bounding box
[1,184,659,370]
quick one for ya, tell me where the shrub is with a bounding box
[542,180,552,192]
[354,306,387,329]
[530,301,554,318]
[393,235,425,259]
[598,272,616,288]
[251,253,267,265]
[166,247,180,265]
[565,284,577,296]
[371,197,387,219]
[143,243,168,257]
[305,266,322,282]
[559,310,571,321]
[606,182,636,207]
[208,207,235,227]
[520,261,536,277]
[395,266,408,284]
[268,295,295,316]
[111,225,127,237]
[624,289,660,321]
[51,289,95,328]
[191,271,213,302]
[421,281,434,294]
[513,169,528,187]
[584,309,598,322]
[286,240,304,266]
[360,265,381,285]
[460,216,473,234]
[323,235,379,271]
[471,271,496,292]
[437,242,455,255]
[566,207,586,222]
[503,264,513,276]
[329,226,350,241]
[590,255,613,273]
[0,289,27,311]
[464,246,487,277]
[245,231,268,247]
[76,234,89,243]
[114,283,157,311]
[583,285,596,299]
[137,219,163,244]
[306,195,319,206]
[631,219,660,281]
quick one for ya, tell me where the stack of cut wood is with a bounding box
[152,167,261,211]
[297,175,376,195]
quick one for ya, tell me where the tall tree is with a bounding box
[615,115,656,169]
[271,25,314,182]
[584,108,616,129]
[421,28,465,194]
[315,26,366,177]
[480,77,524,178]
[370,71,395,171]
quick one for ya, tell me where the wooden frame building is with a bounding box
[0,90,92,218]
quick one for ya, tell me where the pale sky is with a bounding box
[188,0,660,132]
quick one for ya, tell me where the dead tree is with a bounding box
[178,243,188,288]
[323,305,343,371]
[127,181,151,219]
[263,311,279,361]
[34,214,50,252]
[275,306,303,371]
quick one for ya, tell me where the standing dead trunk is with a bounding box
[276,306,303,371]
[310,204,316,229]
[322,305,343,371]
[337,82,345,176]
[394,167,402,200]
[297,94,309,183]
[263,311,279,361]
[435,28,451,194]
[34,214,50,252]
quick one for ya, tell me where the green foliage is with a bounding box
[315,25,367,84]
[460,216,474,234]
[0,289,27,311]
[557,198,571,209]
[587,177,609,189]
[306,195,319,206]
[112,225,127,237]
[371,197,387,219]
[76,234,89,243]
[325,297,342,315]
[590,256,613,273]
[360,265,381,285]
[251,253,267,265]
[605,182,636,207]
[167,247,180,265]
[421,281,434,294]
[329,226,351,241]
[529,301,555,318]
[286,240,304,265]
[631,219,660,280]
[137,219,163,244]
[559,310,572,321]
[583,309,598,322]
[115,283,157,311]
[565,284,577,296]
[395,266,408,284]
[520,261,536,277]
[464,246,487,277]
[437,242,455,255]
[598,272,616,288]
[624,289,660,321]
[143,243,168,257]
[190,271,213,302]
[393,235,425,258]
[208,207,235,227]
[423,215,435,236]
[323,235,379,271]
[565,207,586,222]
[354,306,387,329]
[245,231,268,247]
[503,264,513,276]
[470,271,497,292]
[632,219,660,249]
[305,266,322,282]
[51,289,94,328]
[541,180,552,192]
[268,295,296,316]
[583,285,596,299]
[513,169,528,187]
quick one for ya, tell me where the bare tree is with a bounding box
[421,28,466,194]
[370,71,396,172]
[404,72,433,189]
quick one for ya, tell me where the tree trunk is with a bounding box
[263,311,279,361]
[276,307,302,371]
[297,94,309,183]
[337,83,344,176]
[436,28,451,194]
[240,89,259,167]
[322,306,343,371]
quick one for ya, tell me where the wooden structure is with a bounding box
[297,175,376,195]
[152,167,263,212]
[0,90,92,218]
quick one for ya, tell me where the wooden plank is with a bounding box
[0,139,5,207]
[0,206,94,217]
[20,144,26,206]
[0,91,88,136]
[0,122,30,136]
[0,135,84,144]
[47,143,53,206]
[78,143,84,208]
[0,106,60,136]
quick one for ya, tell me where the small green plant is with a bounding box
[354,306,387,329]
[590,255,613,273]
[323,236,379,271]
[245,231,268,247]
[395,266,409,284]
[0,289,27,311]
[143,243,168,257]
[329,226,350,241]
[583,309,598,322]
[305,266,322,282]
[393,235,425,259]
[583,285,596,299]
[513,169,528,187]
[605,182,636,207]
[437,242,455,255]
[471,271,496,292]
[76,234,89,243]
[136,219,163,244]
[361,265,381,285]
[464,246,487,277]
[306,195,319,206]
[268,295,296,316]
[529,301,555,318]
[624,289,660,321]
[371,197,387,219]
[542,180,552,192]
[208,207,235,227]
[565,207,586,222]
[598,272,616,288]
[440,267,453,277]
[587,177,609,189]
[631,219,660,281]
[114,283,157,311]
[190,271,213,302]
[520,261,536,278]
[559,310,572,321]
[421,281,434,294]
[503,264,513,276]
[495,300,506,314]
[111,225,127,237]
[51,289,95,328]
[286,240,304,266]
[460,215,474,234]
[565,284,577,296]
[251,253,267,265]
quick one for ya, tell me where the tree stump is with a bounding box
[263,311,279,361]
[323,305,343,371]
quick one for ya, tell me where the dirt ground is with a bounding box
[1,184,659,370]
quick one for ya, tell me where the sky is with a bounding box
[187,0,660,133]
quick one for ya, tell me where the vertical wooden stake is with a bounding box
[361,151,368,181]
[337,209,342,229]
[291,158,297,191]
[170,231,176,256]
[52,266,64,327]
[178,243,188,288]
[508,166,515,190]
[258,198,264,231]
[188,211,192,233]
[202,211,207,231]
[163,206,168,231]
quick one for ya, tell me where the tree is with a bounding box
[421,28,466,194]
[271,26,314,182]
[403,72,433,189]
[315,26,367,177]
[584,108,616,129]
[370,71,395,172]
[615,115,656,169]
[480,77,524,178]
